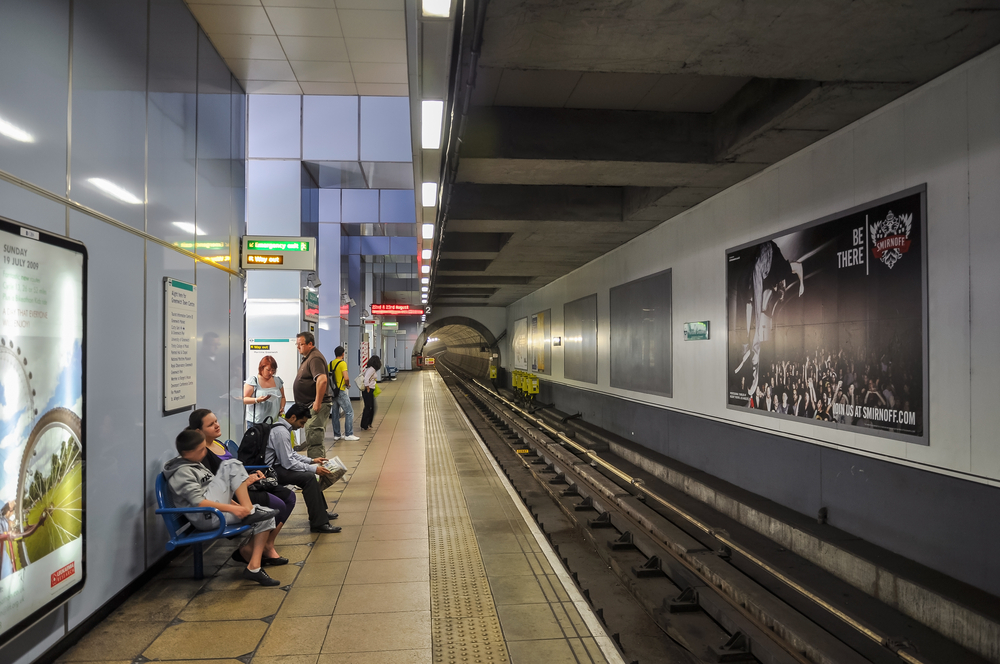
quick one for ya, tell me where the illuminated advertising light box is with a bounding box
[381,322,398,330]
[371,304,424,316]
[240,236,316,271]
[0,217,87,647]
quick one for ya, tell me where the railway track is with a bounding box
[436,363,988,664]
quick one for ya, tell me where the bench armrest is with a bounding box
[156,506,229,539]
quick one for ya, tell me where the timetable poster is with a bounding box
[726,186,927,442]
[0,219,86,645]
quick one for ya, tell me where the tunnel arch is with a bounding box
[414,316,501,376]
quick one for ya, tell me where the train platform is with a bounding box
[54,371,622,664]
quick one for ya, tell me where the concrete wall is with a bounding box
[504,46,1000,594]
[0,2,245,661]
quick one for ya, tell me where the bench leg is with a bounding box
[192,543,204,580]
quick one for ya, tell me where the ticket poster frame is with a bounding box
[0,216,88,648]
[724,185,929,445]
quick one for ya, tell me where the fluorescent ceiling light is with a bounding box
[0,116,33,143]
[421,100,444,150]
[421,182,437,206]
[421,249,431,259]
[172,221,206,236]
[422,0,451,18]
[89,178,142,205]
[421,297,428,303]
[421,286,428,292]
[421,277,429,284]
[421,265,430,274]
[422,223,434,239]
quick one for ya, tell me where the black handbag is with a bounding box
[248,466,279,491]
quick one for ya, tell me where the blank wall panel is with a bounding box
[303,95,358,161]
[564,294,598,383]
[610,269,672,397]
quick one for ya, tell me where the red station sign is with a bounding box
[371,303,425,316]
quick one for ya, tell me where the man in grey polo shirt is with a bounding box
[293,331,332,458]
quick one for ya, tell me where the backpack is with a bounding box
[237,416,274,467]
[328,359,346,397]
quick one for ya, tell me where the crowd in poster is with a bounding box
[0,220,86,644]
[726,187,926,441]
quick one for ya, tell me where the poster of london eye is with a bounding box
[0,216,87,645]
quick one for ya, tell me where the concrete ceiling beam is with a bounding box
[447,183,625,222]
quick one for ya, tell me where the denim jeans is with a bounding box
[331,390,354,437]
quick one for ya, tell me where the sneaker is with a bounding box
[342,435,359,441]
[242,506,279,525]
[331,435,342,441]
[243,567,280,586]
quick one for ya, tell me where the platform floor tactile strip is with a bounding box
[426,374,512,664]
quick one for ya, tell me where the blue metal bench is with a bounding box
[154,472,251,579]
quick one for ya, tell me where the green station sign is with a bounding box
[246,240,310,251]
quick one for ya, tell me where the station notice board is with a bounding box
[164,278,197,414]
[0,217,87,647]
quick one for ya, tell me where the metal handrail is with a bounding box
[0,167,243,278]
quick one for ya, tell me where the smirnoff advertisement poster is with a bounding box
[726,186,927,443]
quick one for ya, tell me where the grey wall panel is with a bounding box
[196,264,234,440]
[195,31,233,255]
[564,294,597,383]
[65,211,146,628]
[536,378,1000,597]
[0,0,70,194]
[610,268,672,397]
[70,0,148,230]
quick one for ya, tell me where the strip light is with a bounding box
[421,100,444,149]
[89,178,142,205]
[422,182,437,206]
[422,223,434,239]
[0,115,33,143]
[173,221,206,236]
[421,286,429,292]
[421,249,431,259]
[421,265,430,274]
[421,277,429,284]
[422,0,451,17]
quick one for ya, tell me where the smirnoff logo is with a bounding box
[870,211,913,269]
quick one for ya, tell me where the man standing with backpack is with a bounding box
[293,332,333,458]
[329,346,359,442]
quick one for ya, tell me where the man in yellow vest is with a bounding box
[329,346,359,442]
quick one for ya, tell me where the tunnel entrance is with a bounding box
[415,316,499,377]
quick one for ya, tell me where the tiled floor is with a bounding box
[56,371,619,664]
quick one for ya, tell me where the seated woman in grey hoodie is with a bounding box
[162,429,281,586]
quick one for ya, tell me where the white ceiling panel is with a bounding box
[228,58,298,81]
[291,60,355,82]
[210,33,286,60]
[267,7,343,37]
[351,62,408,84]
[184,0,412,94]
[338,10,405,39]
[356,82,409,96]
[300,81,359,94]
[279,36,349,61]
[262,0,335,7]
[244,80,304,94]
[186,4,273,34]
[335,0,403,9]
[345,38,407,64]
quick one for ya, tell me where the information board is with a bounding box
[512,317,528,370]
[164,278,197,414]
[0,218,86,647]
[240,236,316,271]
